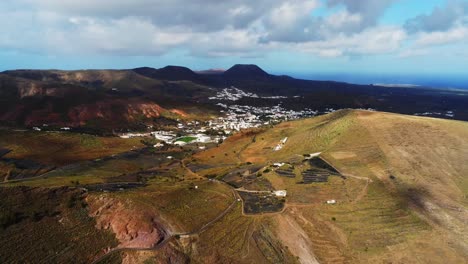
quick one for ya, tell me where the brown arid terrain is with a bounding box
[1,109,467,264]
[0,69,218,131]
[191,109,468,263]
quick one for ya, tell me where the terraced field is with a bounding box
[301,168,330,183]
[275,168,296,178]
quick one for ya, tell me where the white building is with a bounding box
[174,141,187,146]
[274,190,287,197]
[151,131,176,142]
[195,134,212,143]
[273,163,285,167]
[154,143,164,148]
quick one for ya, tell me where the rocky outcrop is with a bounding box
[67,99,164,126]
[88,196,168,249]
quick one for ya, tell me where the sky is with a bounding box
[1,0,468,76]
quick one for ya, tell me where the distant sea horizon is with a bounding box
[282,72,468,90]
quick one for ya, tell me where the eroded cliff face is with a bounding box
[17,82,77,98]
[87,195,168,249]
[0,97,169,128]
[67,99,164,127]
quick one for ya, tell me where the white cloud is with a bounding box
[268,1,318,29]
[2,0,453,60]
[398,49,431,58]
[415,26,468,47]
[327,0,398,31]
[293,27,406,57]
[405,1,468,33]
[325,11,362,30]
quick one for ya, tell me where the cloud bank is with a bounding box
[0,0,467,59]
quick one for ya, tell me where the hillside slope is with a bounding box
[2,65,468,131]
[194,110,468,263]
[0,70,217,131]
[1,110,467,263]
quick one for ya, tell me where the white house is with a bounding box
[327,200,336,204]
[274,190,287,197]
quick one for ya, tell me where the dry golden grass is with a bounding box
[197,110,468,263]
[3,110,468,263]
[0,130,144,166]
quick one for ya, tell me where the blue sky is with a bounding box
[1,0,467,75]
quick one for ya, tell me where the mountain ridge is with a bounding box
[1,64,468,130]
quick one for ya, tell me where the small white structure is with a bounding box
[119,132,149,138]
[304,152,321,160]
[174,141,187,146]
[198,146,206,150]
[151,131,176,142]
[274,190,287,197]
[274,137,288,151]
[195,134,212,143]
[166,156,174,159]
[273,162,285,167]
[327,200,336,205]
[154,143,164,148]
[32,127,41,131]
[274,144,283,151]
[194,185,199,189]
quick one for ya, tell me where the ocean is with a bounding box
[284,72,468,90]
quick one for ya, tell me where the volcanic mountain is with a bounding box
[1,64,468,132]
